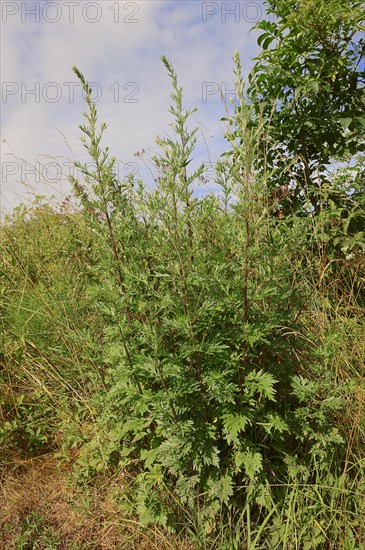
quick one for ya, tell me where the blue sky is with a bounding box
[1,0,269,214]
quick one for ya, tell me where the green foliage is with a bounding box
[14,512,62,550]
[0,203,103,459]
[49,55,362,544]
[1,12,364,547]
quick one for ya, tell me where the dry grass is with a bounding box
[0,457,190,549]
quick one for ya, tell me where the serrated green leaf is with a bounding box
[222,412,251,444]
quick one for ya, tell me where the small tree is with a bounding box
[248,0,365,212]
